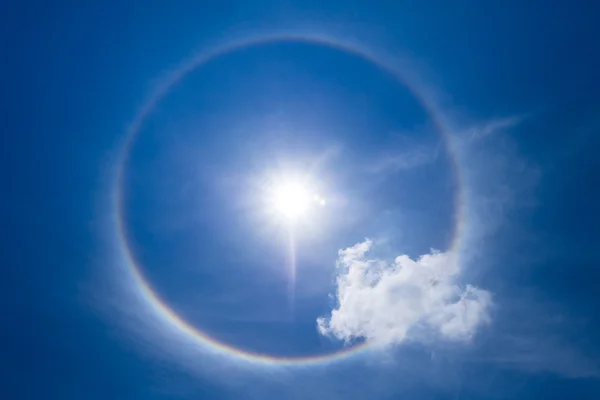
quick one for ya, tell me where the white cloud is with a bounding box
[366,148,433,174]
[465,115,524,141]
[317,240,491,346]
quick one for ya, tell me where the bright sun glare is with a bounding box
[273,182,311,220]
[270,179,326,222]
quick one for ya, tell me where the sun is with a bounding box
[268,178,326,223]
[273,181,311,220]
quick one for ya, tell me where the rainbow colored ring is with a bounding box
[111,30,464,367]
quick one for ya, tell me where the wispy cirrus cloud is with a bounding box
[463,115,525,141]
[317,240,491,346]
[366,147,434,174]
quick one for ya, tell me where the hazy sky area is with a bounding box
[3,1,600,399]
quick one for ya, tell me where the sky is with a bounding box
[3,1,600,399]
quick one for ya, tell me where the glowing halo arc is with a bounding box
[112,30,464,367]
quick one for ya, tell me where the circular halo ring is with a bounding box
[112,30,464,367]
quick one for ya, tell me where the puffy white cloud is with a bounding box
[317,240,491,346]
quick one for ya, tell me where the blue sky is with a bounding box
[3,1,600,399]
